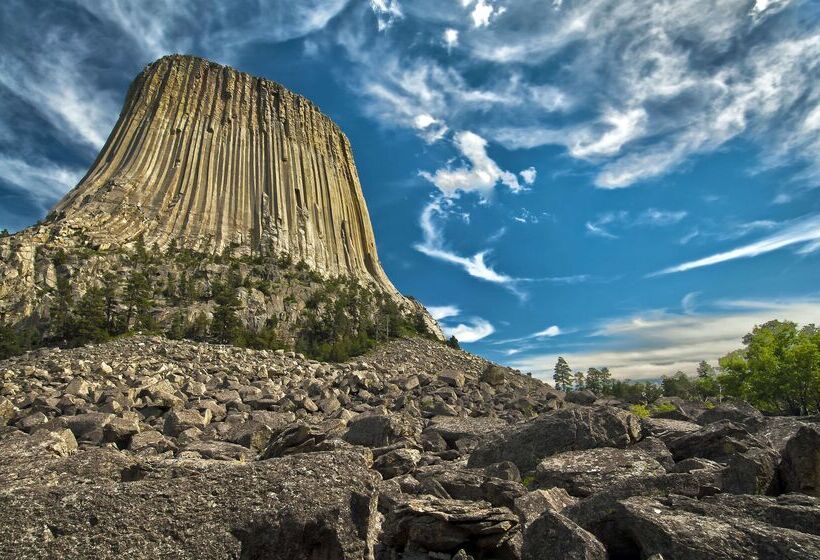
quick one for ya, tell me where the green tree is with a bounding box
[661,371,695,399]
[124,269,154,331]
[70,287,109,345]
[719,320,820,415]
[585,367,612,394]
[0,228,9,238]
[211,281,243,344]
[446,335,461,350]
[52,274,73,342]
[574,371,585,391]
[553,357,573,392]
[0,323,21,359]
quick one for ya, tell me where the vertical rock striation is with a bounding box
[54,54,394,292]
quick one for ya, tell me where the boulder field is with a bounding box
[1,335,818,559]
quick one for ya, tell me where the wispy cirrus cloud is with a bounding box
[586,208,688,239]
[653,212,820,275]
[331,0,819,191]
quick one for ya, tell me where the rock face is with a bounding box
[57,55,392,287]
[0,54,442,340]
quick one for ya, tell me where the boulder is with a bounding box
[522,509,606,560]
[535,447,666,497]
[426,415,508,449]
[343,413,421,448]
[565,390,597,405]
[0,449,381,559]
[382,496,519,554]
[640,417,701,444]
[373,448,421,479]
[600,494,820,560]
[780,424,820,497]
[468,407,641,473]
[514,488,578,525]
[481,364,507,386]
[697,400,763,426]
[439,369,466,388]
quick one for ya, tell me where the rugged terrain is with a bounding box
[1,335,819,559]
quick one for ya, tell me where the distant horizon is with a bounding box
[1,0,818,380]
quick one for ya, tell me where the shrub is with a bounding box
[629,404,651,418]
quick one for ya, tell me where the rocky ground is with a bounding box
[0,335,819,559]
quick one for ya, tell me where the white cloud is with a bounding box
[509,297,820,380]
[370,0,403,30]
[519,167,537,185]
[681,291,699,314]
[428,305,460,321]
[586,208,686,238]
[0,33,119,151]
[654,212,820,275]
[462,0,504,28]
[0,155,84,210]
[445,317,495,343]
[420,131,525,198]
[414,197,526,297]
[335,0,818,190]
[443,28,459,51]
[534,325,561,337]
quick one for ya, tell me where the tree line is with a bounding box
[553,320,820,416]
[0,238,433,362]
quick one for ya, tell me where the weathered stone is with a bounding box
[382,496,519,553]
[164,408,211,437]
[780,424,820,497]
[469,407,642,473]
[373,448,421,479]
[535,447,666,497]
[522,509,607,560]
[344,413,421,448]
[439,369,466,388]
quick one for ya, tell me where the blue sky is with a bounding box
[1,0,819,379]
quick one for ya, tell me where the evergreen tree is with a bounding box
[585,367,604,393]
[167,311,187,340]
[697,360,713,378]
[0,323,21,359]
[446,335,461,350]
[553,357,573,391]
[186,311,210,341]
[70,287,109,344]
[211,281,242,344]
[574,370,586,391]
[124,269,153,331]
[0,228,9,238]
[52,274,73,342]
[102,273,120,333]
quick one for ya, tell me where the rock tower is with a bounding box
[54,54,394,291]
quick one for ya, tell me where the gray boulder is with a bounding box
[522,509,606,560]
[468,407,641,473]
[780,424,820,497]
[535,447,666,497]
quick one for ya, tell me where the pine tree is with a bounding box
[102,273,120,333]
[446,335,461,350]
[574,371,585,391]
[124,269,153,331]
[696,360,714,378]
[553,357,573,391]
[70,287,109,345]
[211,281,242,344]
[0,323,21,359]
[586,367,603,393]
[52,274,73,342]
